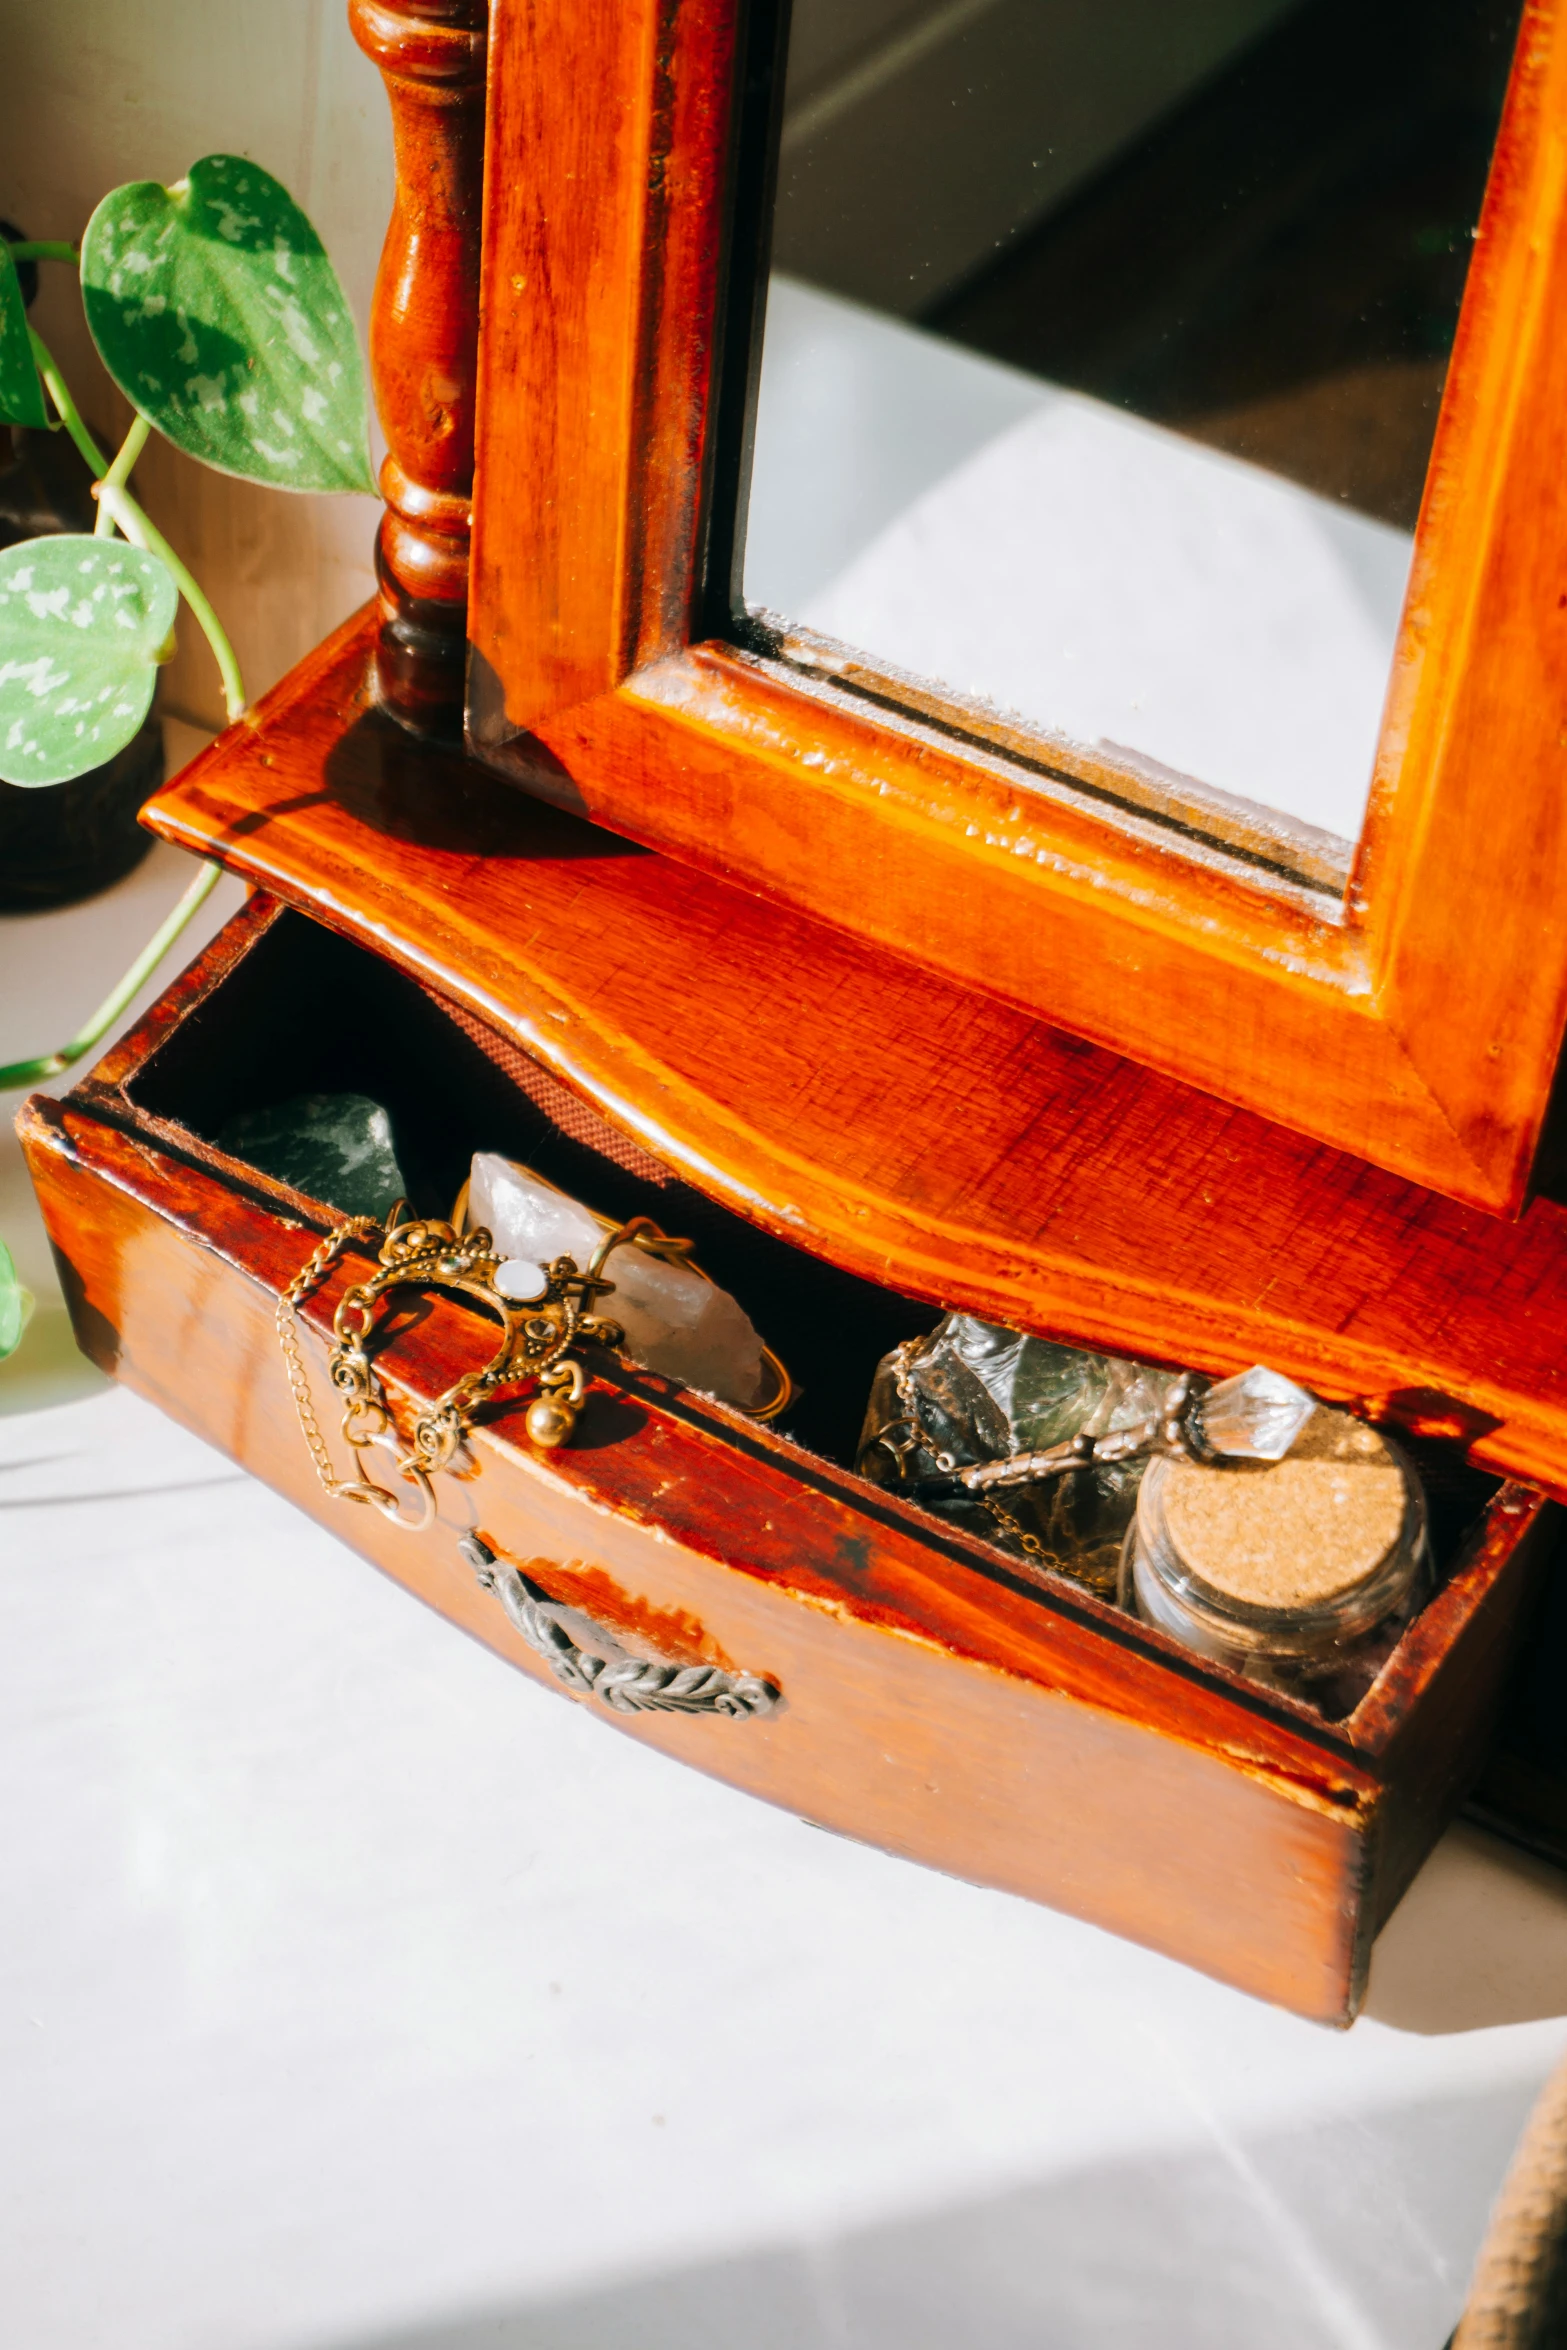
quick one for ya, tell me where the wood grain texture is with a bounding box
[19,1021,1551,2023]
[144,612,1567,1503]
[17,1096,1364,2021]
[1353,1491,1557,1931]
[350,0,488,731]
[466,0,1567,1214]
[1355,0,1567,1198]
[465,0,739,731]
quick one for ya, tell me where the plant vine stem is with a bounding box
[6,241,78,266]
[28,327,107,476]
[0,859,224,1092]
[94,413,150,536]
[95,484,245,723]
[27,329,247,721]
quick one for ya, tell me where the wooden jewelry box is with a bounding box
[20,0,1567,2023]
[19,610,1567,2027]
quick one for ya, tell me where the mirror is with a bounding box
[742,0,1524,855]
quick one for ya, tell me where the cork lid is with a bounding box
[1159,1411,1410,1610]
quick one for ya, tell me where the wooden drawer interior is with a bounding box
[120,897,940,1472]
[114,896,1511,1621]
[22,892,1559,2023]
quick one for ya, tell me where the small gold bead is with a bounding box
[526,1396,577,1449]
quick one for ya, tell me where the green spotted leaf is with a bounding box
[81,154,375,496]
[0,535,176,786]
[0,243,47,428]
[0,1238,31,1359]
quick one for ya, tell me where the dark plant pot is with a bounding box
[0,414,165,912]
[0,717,162,912]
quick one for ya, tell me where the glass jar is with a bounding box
[1124,1409,1429,1701]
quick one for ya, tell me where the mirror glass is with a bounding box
[742,0,1524,853]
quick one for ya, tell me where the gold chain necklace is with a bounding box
[277,1199,792,1532]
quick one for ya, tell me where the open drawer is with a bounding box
[20,887,1558,2025]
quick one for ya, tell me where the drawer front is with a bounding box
[22,1092,1379,2022]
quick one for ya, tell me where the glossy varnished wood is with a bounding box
[18,894,1556,2021]
[145,612,1567,1501]
[464,0,740,728]
[17,1089,1367,2021]
[18,0,1563,2042]
[350,0,487,730]
[466,0,1567,1214]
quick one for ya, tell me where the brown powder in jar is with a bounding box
[1160,1410,1408,1609]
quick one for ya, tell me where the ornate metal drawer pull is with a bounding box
[460,1536,781,1720]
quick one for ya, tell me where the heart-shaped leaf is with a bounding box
[0,1238,31,1360]
[0,535,176,786]
[81,154,376,496]
[0,1231,34,1363]
[0,243,47,429]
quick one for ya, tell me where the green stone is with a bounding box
[218,1092,409,1219]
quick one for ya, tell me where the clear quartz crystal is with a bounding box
[1197,1366,1317,1461]
[857,1314,1189,1592]
[467,1153,769,1411]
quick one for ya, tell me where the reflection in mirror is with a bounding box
[742,0,1524,853]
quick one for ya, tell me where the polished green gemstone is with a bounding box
[217,1091,409,1219]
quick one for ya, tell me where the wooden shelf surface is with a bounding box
[144,611,1567,1499]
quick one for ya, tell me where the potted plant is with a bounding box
[0,153,376,1361]
[0,218,165,914]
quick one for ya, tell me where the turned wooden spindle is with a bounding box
[350,0,488,735]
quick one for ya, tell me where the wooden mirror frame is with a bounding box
[463,0,1567,1217]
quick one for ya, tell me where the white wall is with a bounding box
[0,0,393,730]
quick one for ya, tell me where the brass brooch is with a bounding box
[277,1198,791,1533]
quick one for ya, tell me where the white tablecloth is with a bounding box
[4,759,1567,2350]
